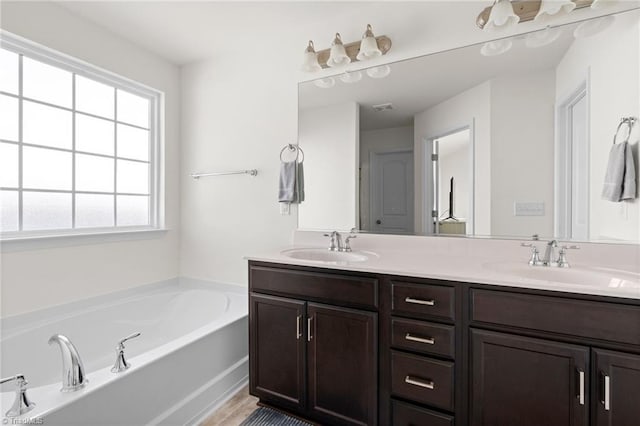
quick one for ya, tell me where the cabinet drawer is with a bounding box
[391,317,455,359]
[250,264,378,309]
[392,281,455,321]
[391,351,454,412]
[471,289,640,346]
[392,399,454,426]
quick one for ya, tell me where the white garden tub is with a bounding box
[0,278,248,425]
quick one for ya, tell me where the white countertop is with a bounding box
[247,241,640,301]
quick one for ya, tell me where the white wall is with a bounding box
[556,13,640,242]
[0,2,181,317]
[179,51,299,285]
[360,126,414,231]
[298,103,359,231]
[414,81,492,235]
[490,71,556,238]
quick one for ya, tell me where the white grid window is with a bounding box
[0,34,162,239]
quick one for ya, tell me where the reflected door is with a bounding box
[370,151,414,234]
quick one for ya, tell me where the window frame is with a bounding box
[0,31,165,242]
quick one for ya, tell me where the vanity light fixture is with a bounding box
[366,65,392,79]
[525,26,564,48]
[483,0,520,32]
[301,25,392,72]
[357,24,383,60]
[313,77,336,89]
[480,39,513,56]
[301,41,321,73]
[327,33,351,68]
[339,71,363,84]
[534,0,576,25]
[573,14,615,37]
[477,0,600,30]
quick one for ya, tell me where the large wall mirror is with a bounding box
[298,9,640,243]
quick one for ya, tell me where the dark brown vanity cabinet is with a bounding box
[470,289,640,426]
[249,263,378,426]
[249,261,640,426]
[470,329,590,426]
[593,349,640,426]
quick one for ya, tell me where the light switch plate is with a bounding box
[514,202,545,216]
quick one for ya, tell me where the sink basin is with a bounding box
[281,248,373,264]
[483,261,640,289]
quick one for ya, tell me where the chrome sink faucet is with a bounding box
[542,240,558,266]
[324,231,342,251]
[521,237,579,268]
[48,334,87,392]
[324,230,358,252]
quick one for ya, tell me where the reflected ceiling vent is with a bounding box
[373,103,393,112]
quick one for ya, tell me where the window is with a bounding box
[0,33,162,240]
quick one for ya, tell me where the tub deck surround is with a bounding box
[0,278,249,425]
[245,231,640,300]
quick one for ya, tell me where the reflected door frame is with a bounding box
[422,121,475,236]
[555,77,590,241]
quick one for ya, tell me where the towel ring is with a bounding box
[613,117,637,145]
[280,144,305,163]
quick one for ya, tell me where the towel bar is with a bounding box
[191,169,258,179]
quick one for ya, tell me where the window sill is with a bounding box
[0,228,170,252]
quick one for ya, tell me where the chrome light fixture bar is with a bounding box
[477,0,595,29]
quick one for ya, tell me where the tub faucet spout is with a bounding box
[48,334,87,392]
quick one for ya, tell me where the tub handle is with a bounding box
[0,374,36,417]
[111,332,141,373]
[119,332,141,346]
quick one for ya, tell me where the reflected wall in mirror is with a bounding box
[298,9,640,243]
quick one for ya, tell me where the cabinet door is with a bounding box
[471,329,589,426]
[307,303,377,426]
[594,349,640,426]
[249,293,305,412]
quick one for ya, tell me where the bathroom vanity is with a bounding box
[248,257,640,426]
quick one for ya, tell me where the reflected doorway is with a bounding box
[426,127,473,235]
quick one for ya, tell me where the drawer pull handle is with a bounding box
[405,375,435,390]
[296,315,302,340]
[578,370,585,406]
[603,374,610,411]
[405,297,435,306]
[405,333,435,345]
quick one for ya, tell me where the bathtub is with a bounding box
[0,278,248,425]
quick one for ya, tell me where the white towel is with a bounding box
[602,142,637,202]
[621,142,637,200]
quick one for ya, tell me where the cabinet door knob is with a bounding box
[405,297,435,306]
[405,375,434,390]
[405,333,435,345]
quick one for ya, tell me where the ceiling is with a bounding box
[50,1,479,65]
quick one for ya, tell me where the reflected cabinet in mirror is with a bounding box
[298,9,640,243]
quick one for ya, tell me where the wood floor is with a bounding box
[200,385,259,426]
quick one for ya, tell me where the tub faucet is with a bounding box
[111,332,141,373]
[48,334,87,392]
[0,374,35,417]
